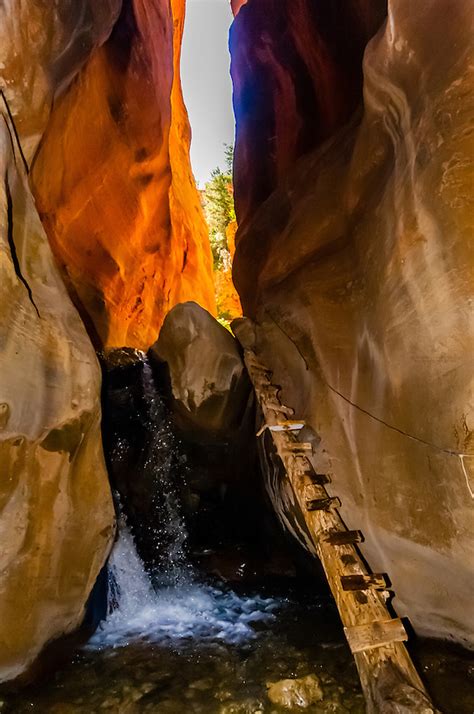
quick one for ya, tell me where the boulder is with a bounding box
[0,98,114,683]
[266,674,323,709]
[151,302,250,434]
[149,302,258,548]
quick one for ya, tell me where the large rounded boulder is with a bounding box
[149,302,258,546]
[150,302,250,435]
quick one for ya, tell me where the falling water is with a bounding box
[88,521,280,650]
[90,358,280,650]
[6,360,466,713]
[136,358,191,585]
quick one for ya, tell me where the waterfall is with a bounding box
[138,359,191,585]
[89,359,280,651]
[88,520,279,650]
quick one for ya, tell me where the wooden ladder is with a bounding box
[242,346,440,713]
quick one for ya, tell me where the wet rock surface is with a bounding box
[100,349,188,573]
[266,674,323,708]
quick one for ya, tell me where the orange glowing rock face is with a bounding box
[31,0,216,350]
[230,0,248,16]
[215,221,243,321]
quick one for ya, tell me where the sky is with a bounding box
[181,0,235,187]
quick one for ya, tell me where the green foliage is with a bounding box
[202,144,235,269]
[216,314,233,332]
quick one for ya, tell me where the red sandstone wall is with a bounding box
[230,0,474,645]
[230,0,386,226]
[32,0,216,350]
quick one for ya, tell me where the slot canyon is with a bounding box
[0,0,473,712]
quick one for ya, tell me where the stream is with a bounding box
[4,520,473,713]
[4,361,473,713]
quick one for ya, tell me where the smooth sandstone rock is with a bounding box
[151,302,249,433]
[31,0,216,350]
[149,303,259,552]
[266,674,323,708]
[232,0,474,645]
[0,99,115,683]
[214,222,243,323]
[230,0,386,224]
[0,0,121,163]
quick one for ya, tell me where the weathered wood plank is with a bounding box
[344,618,408,653]
[323,529,363,545]
[283,442,313,454]
[306,496,341,511]
[341,574,387,591]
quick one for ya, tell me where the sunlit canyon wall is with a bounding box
[31,0,216,350]
[0,0,216,684]
[231,0,474,645]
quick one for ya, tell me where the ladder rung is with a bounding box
[306,496,341,512]
[323,530,363,546]
[284,442,313,453]
[341,574,387,591]
[271,420,305,432]
[344,618,407,654]
[267,402,294,416]
[305,471,330,485]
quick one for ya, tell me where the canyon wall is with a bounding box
[231,0,474,645]
[0,0,121,164]
[0,100,114,683]
[0,0,218,683]
[31,0,216,350]
[230,0,387,225]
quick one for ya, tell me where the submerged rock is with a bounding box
[266,674,324,708]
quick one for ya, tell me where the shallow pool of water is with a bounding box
[4,526,473,713]
[5,578,474,714]
[5,582,366,713]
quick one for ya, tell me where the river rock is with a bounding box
[266,674,323,708]
[0,98,114,683]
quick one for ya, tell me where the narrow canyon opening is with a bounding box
[0,1,473,713]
